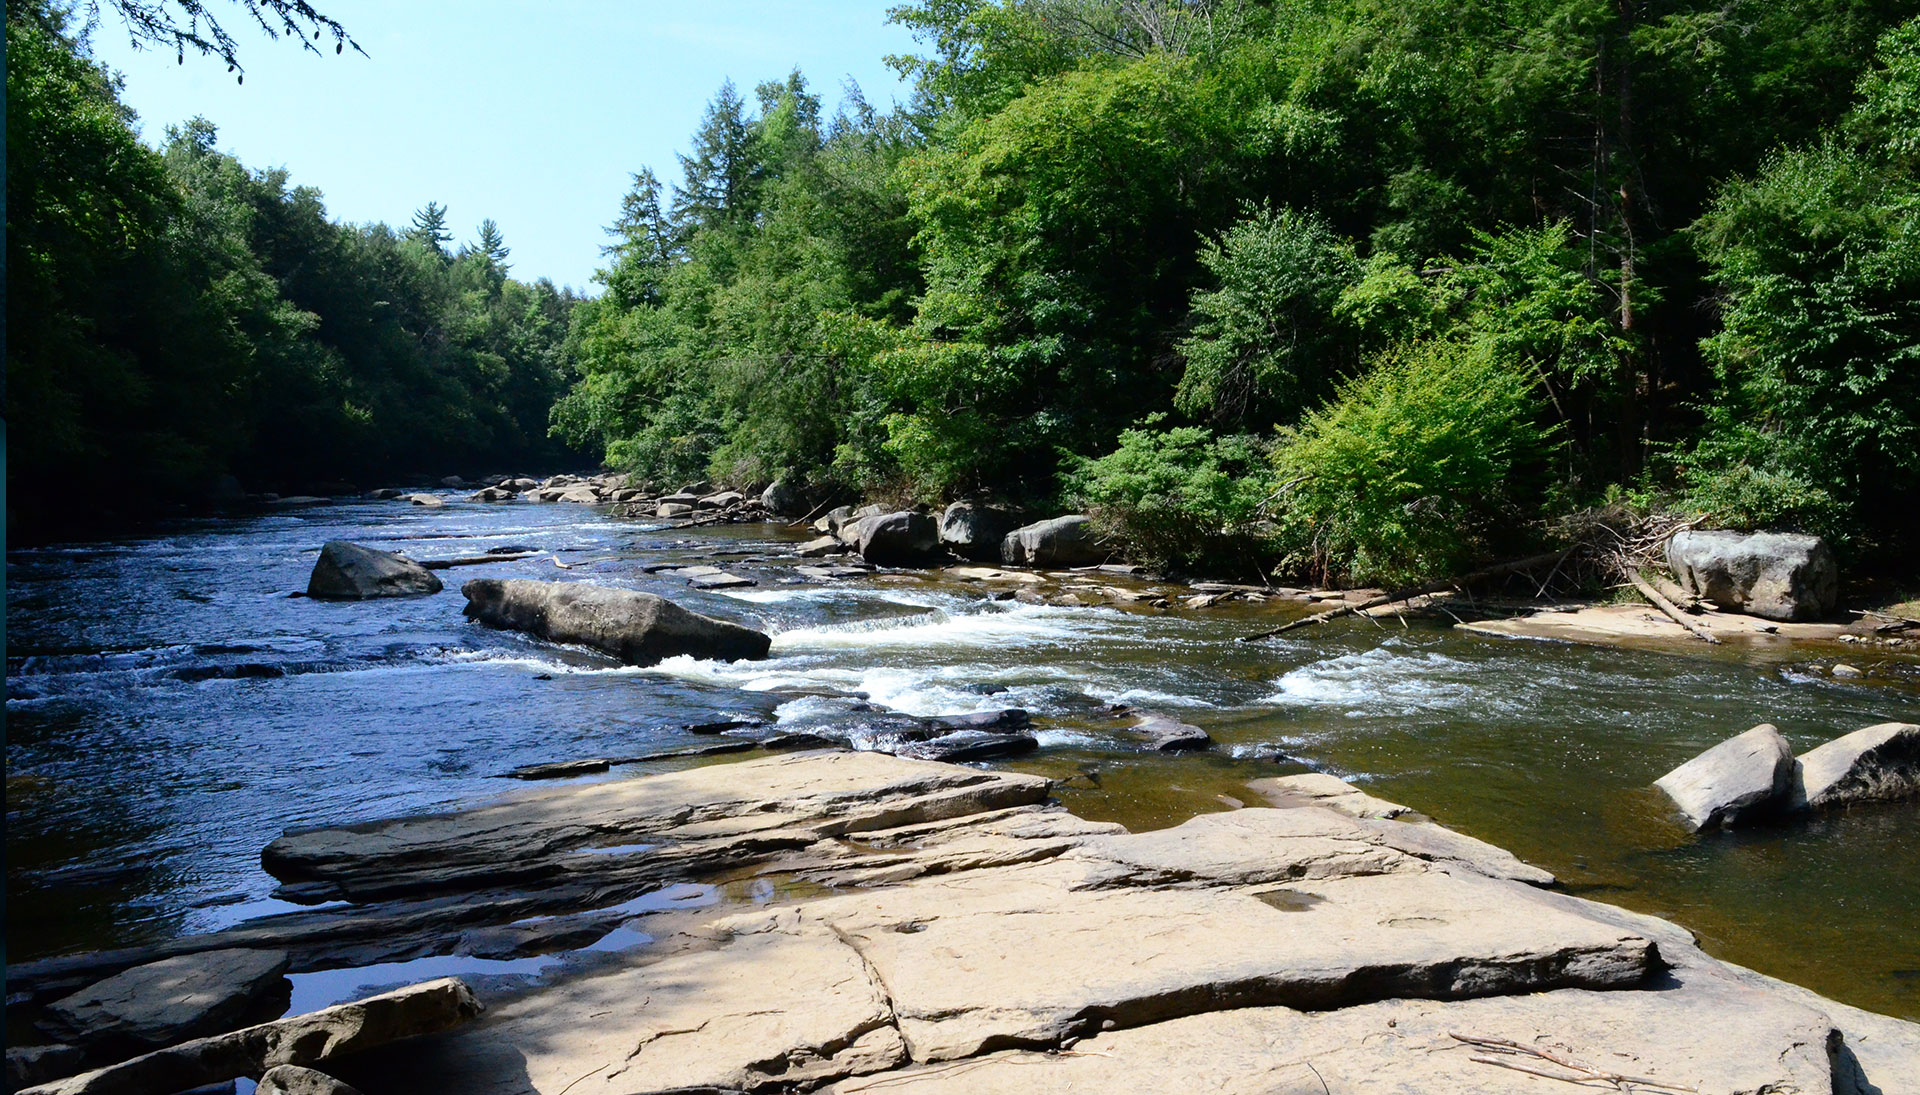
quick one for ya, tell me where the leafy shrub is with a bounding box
[1272,338,1557,585]
[1175,205,1361,431]
[1067,420,1276,575]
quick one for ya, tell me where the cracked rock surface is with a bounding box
[18,753,1916,1095]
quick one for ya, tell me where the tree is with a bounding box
[476,217,511,270]
[406,201,451,253]
[91,0,364,76]
[672,80,762,230]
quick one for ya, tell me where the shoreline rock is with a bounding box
[1668,530,1838,621]
[9,756,1916,1095]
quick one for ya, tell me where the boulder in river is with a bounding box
[1791,721,1920,810]
[37,948,291,1059]
[1653,723,1795,831]
[402,493,445,508]
[18,978,482,1095]
[1127,712,1212,753]
[855,511,943,566]
[760,478,807,517]
[1666,530,1837,621]
[1002,515,1107,567]
[306,542,443,600]
[461,578,771,666]
[938,502,1022,562]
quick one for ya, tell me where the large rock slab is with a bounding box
[827,971,1841,1095]
[19,978,482,1095]
[1667,530,1838,621]
[334,926,905,1094]
[1000,515,1106,567]
[719,858,1655,1062]
[461,578,770,666]
[257,1065,365,1095]
[261,752,1053,900]
[306,542,442,600]
[854,511,942,566]
[38,948,291,1057]
[1654,723,1794,831]
[1248,772,1412,819]
[938,503,1021,562]
[1792,721,1920,810]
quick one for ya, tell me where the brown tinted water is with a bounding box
[7,498,1917,1019]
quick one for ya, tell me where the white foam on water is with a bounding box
[1260,643,1481,716]
[1086,685,1218,709]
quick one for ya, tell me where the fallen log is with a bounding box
[1647,571,1703,613]
[1629,569,1719,644]
[1240,550,1571,642]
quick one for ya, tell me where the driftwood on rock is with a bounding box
[1629,570,1719,644]
[1240,550,1571,642]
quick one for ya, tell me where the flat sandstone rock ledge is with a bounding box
[1460,601,1852,646]
[267,754,1919,1095]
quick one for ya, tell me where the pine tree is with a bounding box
[672,80,760,230]
[406,201,451,254]
[476,218,511,269]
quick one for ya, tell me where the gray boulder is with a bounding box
[656,502,694,518]
[855,511,942,566]
[306,542,443,600]
[938,502,1021,562]
[257,1064,365,1095]
[1002,515,1107,567]
[1791,721,1920,810]
[761,478,807,517]
[18,978,481,1095]
[461,579,771,666]
[815,505,855,535]
[1654,723,1795,831]
[1666,530,1838,621]
[402,493,444,508]
[1128,713,1212,753]
[39,949,292,1057]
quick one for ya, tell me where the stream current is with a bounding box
[7,496,1918,1019]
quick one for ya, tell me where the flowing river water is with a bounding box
[7,496,1919,1021]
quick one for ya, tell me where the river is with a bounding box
[6,495,1918,1020]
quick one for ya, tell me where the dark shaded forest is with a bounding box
[10,0,1918,581]
[6,1,581,537]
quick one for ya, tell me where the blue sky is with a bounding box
[86,1,921,291]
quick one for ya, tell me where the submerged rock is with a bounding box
[38,949,291,1058]
[461,579,770,666]
[1667,530,1837,621]
[1002,515,1107,567]
[1127,712,1212,753]
[1792,721,1920,810]
[1653,723,1795,831]
[306,542,443,601]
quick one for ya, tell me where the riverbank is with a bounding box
[10,751,1916,1093]
[8,498,1918,1028]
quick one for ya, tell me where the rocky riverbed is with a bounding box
[9,751,1917,1093]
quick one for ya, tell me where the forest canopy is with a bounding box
[11,0,1919,578]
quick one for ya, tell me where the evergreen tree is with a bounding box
[476,217,511,269]
[672,80,761,230]
[406,200,451,253]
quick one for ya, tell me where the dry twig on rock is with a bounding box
[1451,1032,1698,1092]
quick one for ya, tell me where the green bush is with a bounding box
[1272,338,1558,586]
[1067,420,1276,575]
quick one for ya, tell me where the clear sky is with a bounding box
[85,1,921,292]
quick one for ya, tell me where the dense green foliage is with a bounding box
[6,3,579,536]
[546,0,1919,579]
[17,1,1920,578]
